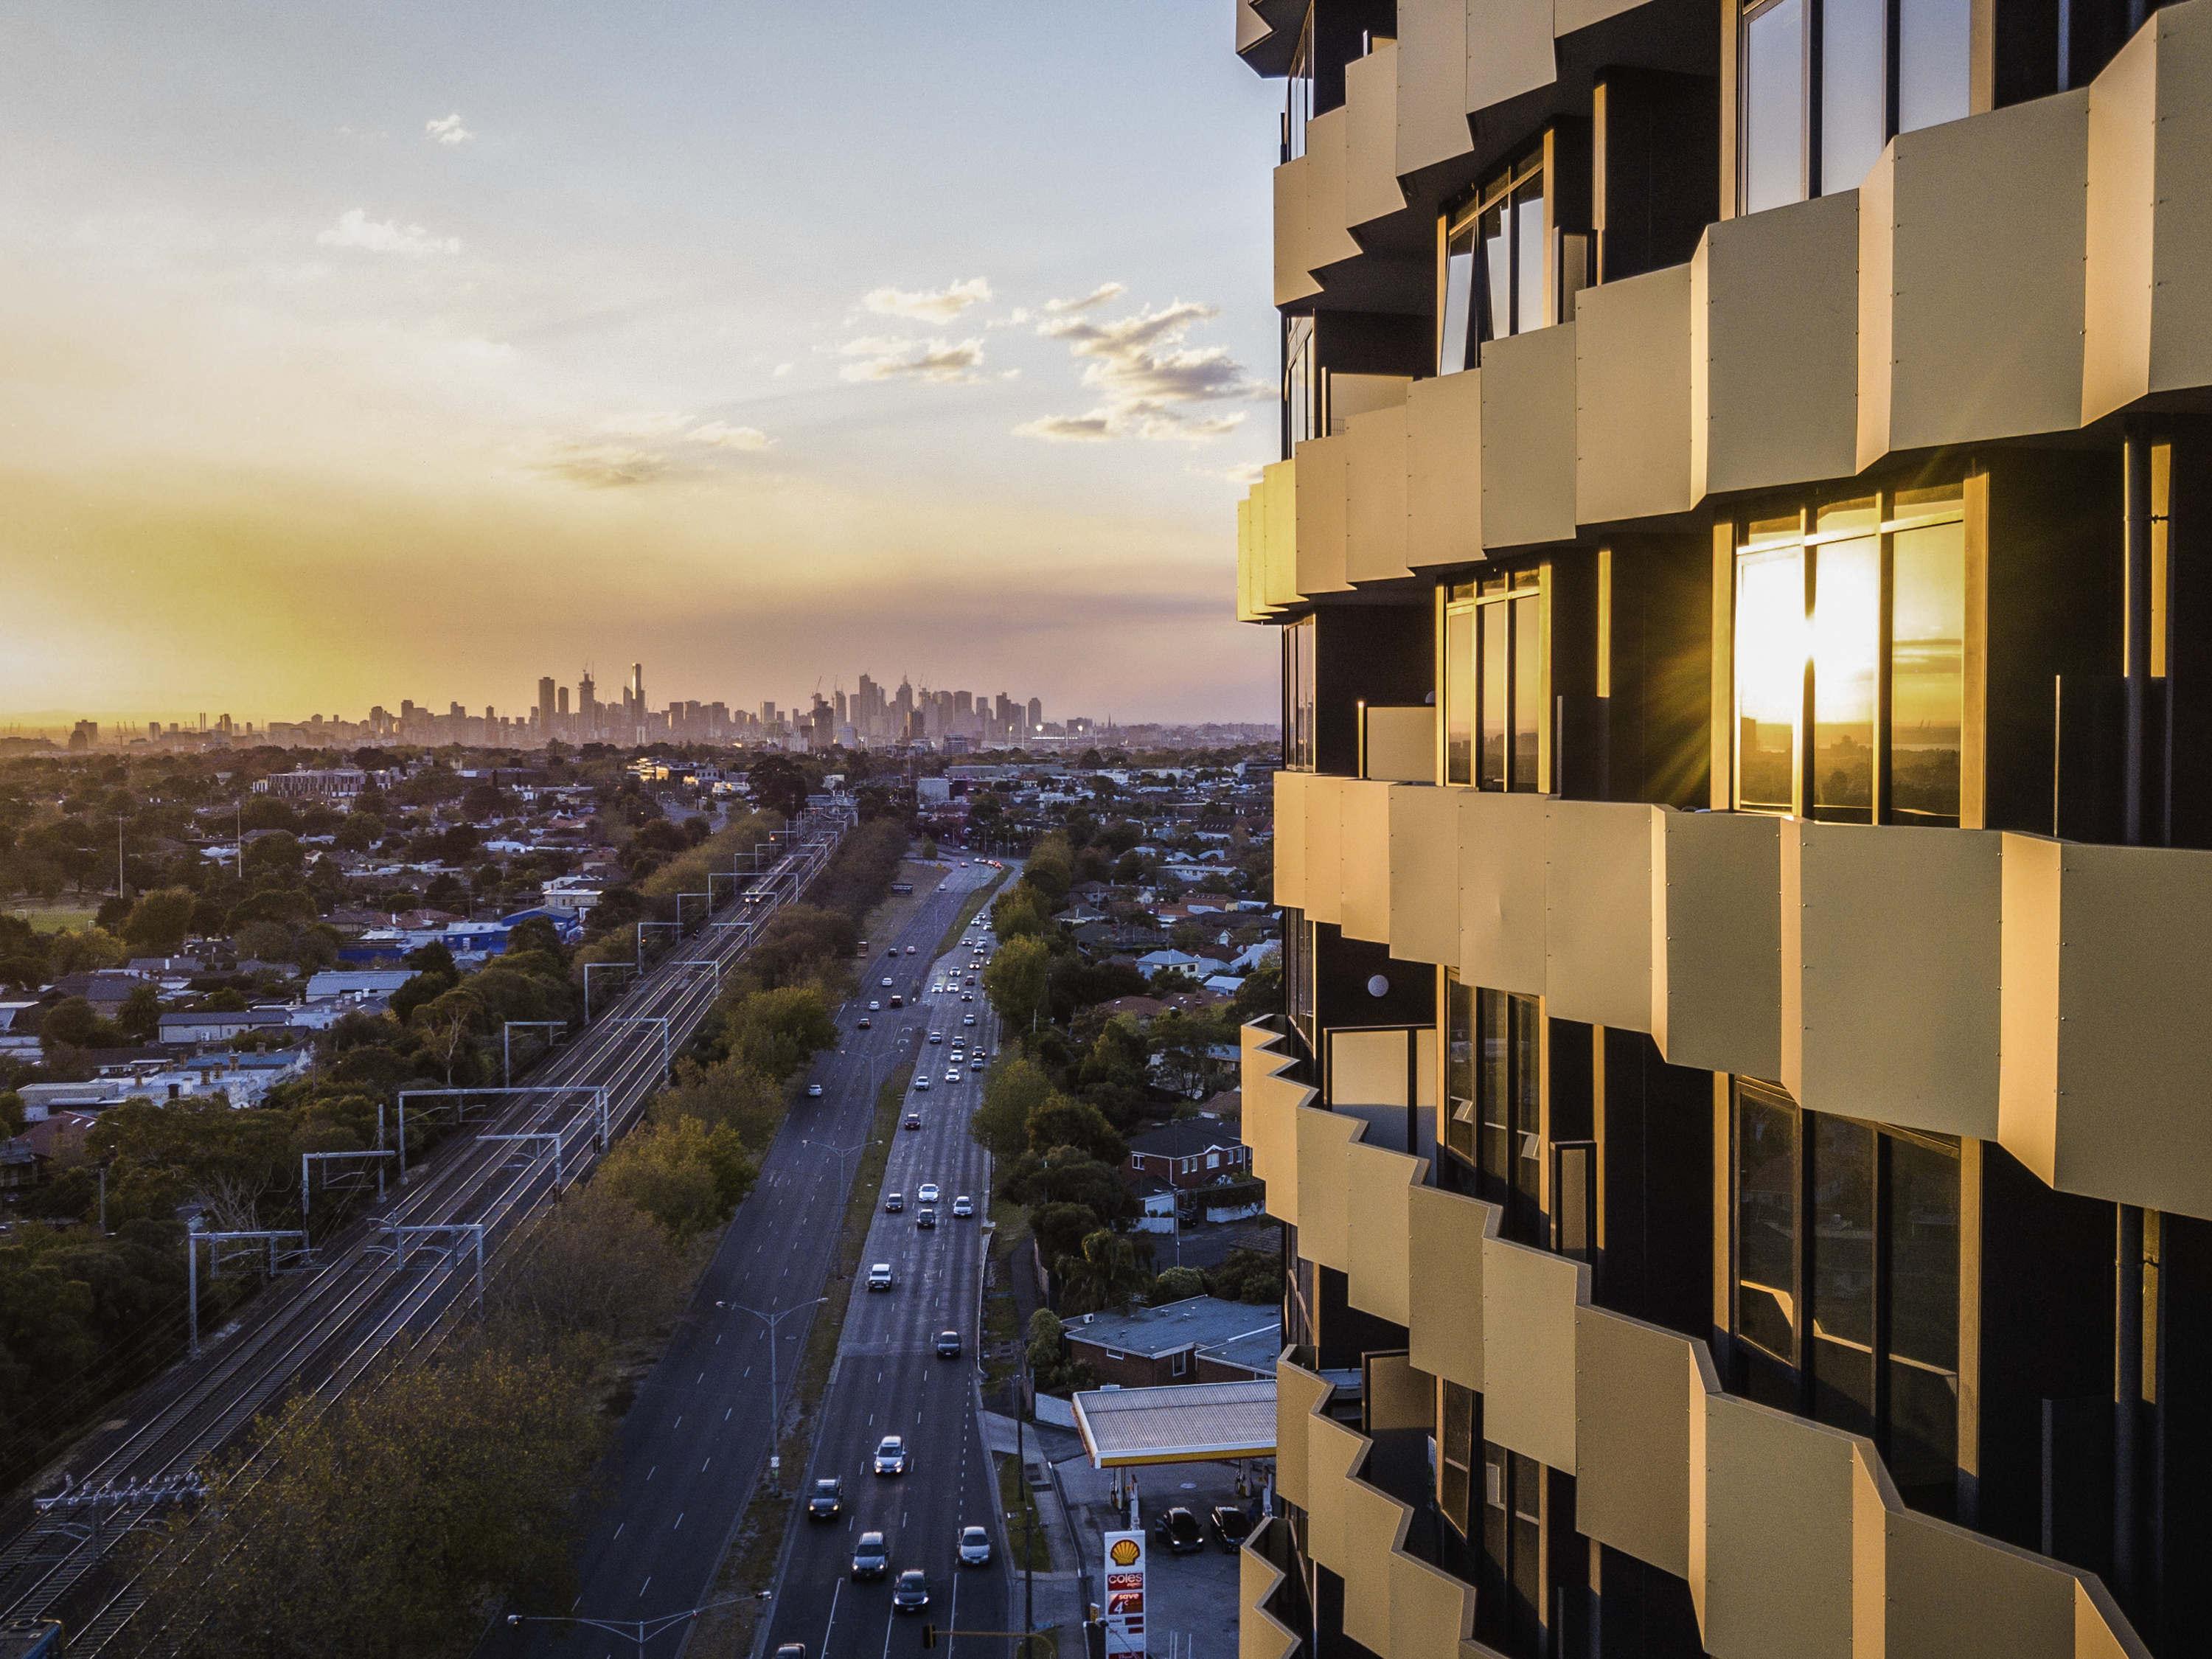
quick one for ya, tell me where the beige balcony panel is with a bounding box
[1272,770,1307,911]
[1331,1026,1420,1107]
[1275,1354,1332,1512]
[1480,1236,1584,1472]
[1574,263,1694,525]
[1653,810,1784,1080]
[1240,1528,1302,1659]
[1296,1105,1363,1272]
[1389,785,1459,964]
[1545,798,1659,1032]
[1305,1409,1368,1579]
[1346,44,1408,229]
[1365,1351,1433,1431]
[1458,790,1549,997]
[1574,1305,1699,1580]
[1397,0,1474,173]
[1408,1184,1494,1391]
[1340,779,1394,942]
[1331,372,1414,426]
[1346,404,1413,582]
[1305,772,1346,928]
[1387,1546,1478,1659]
[1557,0,1665,30]
[1307,108,1360,271]
[1346,1139,1422,1326]
[1702,1395,1863,1659]
[1235,0,1272,58]
[2144,4,2212,407]
[1783,821,2003,1140]
[1274,158,1321,307]
[1467,0,1557,120]
[1366,706,1436,785]
[1338,1465,1403,1652]
[2002,838,2212,1222]
[1295,434,1352,596]
[1858,92,2089,471]
[1242,1022,1309,1227]
[2074,1582,2152,1659]
[1407,369,1486,571]
[1479,324,1578,550]
[1882,1506,2100,1659]
[1693,192,1859,498]
[1262,459,1301,610]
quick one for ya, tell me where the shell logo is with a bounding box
[1109,1538,1142,1566]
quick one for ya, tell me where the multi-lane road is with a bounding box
[0,806,855,1653]
[493,856,1009,1659]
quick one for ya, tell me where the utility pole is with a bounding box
[731,1297,827,1491]
[115,814,127,907]
[1018,1339,1035,1659]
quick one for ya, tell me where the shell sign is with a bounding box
[1102,1529,1147,1657]
[1109,1537,1142,1567]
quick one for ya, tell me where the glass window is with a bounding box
[1810,537,1878,818]
[1733,546,1804,814]
[1440,221,1476,377]
[1444,605,1475,785]
[1512,594,1543,790]
[1439,1382,1476,1534]
[1512,180,1546,335]
[1286,9,1314,160]
[1510,994,1543,1214]
[1479,199,1512,349]
[1443,575,1547,796]
[1444,153,1545,371]
[1886,1132,1961,1512]
[1821,0,1889,194]
[1889,521,1965,823]
[1284,318,1318,453]
[1736,1088,1799,1363]
[1742,0,1809,213]
[1476,989,1511,1177]
[1480,602,1509,790]
[1445,972,1477,1164]
[1808,1114,1877,1433]
[1898,0,1972,134]
[1283,616,1316,771]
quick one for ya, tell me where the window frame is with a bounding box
[1441,569,1549,793]
[1282,613,1318,773]
[1437,149,1548,375]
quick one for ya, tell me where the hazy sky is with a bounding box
[0,2,1283,729]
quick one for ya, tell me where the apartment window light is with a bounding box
[1436,152,1545,375]
[1442,571,1547,792]
[1282,614,1317,771]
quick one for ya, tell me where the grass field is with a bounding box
[6,905,97,934]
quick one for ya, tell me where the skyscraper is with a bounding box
[1229,4,2212,1658]
[577,671,597,741]
[537,676,557,736]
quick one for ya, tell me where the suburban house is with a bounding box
[1059,1295,1281,1389]
[1123,1115,1252,1191]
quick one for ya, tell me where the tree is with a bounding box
[45,928,125,975]
[1206,1246,1281,1304]
[720,985,838,1081]
[971,1056,1052,1160]
[984,934,1053,1036]
[411,987,483,1083]
[240,831,304,886]
[41,996,114,1051]
[653,1059,785,1147]
[115,984,162,1044]
[1151,1265,1206,1305]
[746,754,811,821]
[122,888,197,956]
[1026,1096,1125,1164]
[594,1116,754,1242]
[1057,1229,1153,1315]
[492,1183,689,1350]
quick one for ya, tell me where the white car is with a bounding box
[880,976,894,988]
[945,1070,961,1084]
[951,1195,974,1218]
[874,1433,908,1474]
[962,1014,977,1026]
[905,945,917,954]
[929,1032,944,1045]
[918,1182,940,1203]
[807,1083,824,1098]
[866,1263,896,1292]
[869,1000,881,1011]
[914,1076,931,1091]
[959,1526,992,1567]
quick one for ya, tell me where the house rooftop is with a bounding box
[1127,1116,1245,1158]
[1062,1295,1279,1360]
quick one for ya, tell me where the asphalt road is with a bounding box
[489,858,1004,1659]
[756,913,1012,1659]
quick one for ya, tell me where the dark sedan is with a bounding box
[1210,1504,1254,1551]
[807,1477,841,1520]
[892,1569,931,1612]
[1152,1506,1205,1554]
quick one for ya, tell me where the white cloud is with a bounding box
[838,336,985,383]
[1043,282,1125,314]
[773,362,794,378]
[316,208,459,257]
[536,443,670,488]
[1015,412,1115,442]
[425,112,475,146]
[859,276,992,322]
[687,422,773,451]
[1020,297,1264,443]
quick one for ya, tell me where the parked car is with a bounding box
[852,1531,889,1579]
[935,1329,962,1358]
[1210,1505,1254,1551]
[884,1192,903,1212]
[874,1434,908,1475]
[866,1263,895,1292]
[959,1525,992,1566]
[951,1195,974,1218]
[1152,1506,1205,1554]
[807,1477,843,1520]
[891,1569,931,1612]
[918,1183,939,1203]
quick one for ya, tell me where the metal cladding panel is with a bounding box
[1304,1410,1366,1579]
[1337,1467,1404,1652]
[1386,1547,1478,1659]
[1479,1236,1583,1473]
[1273,157,1321,306]
[1262,459,1301,610]
[1478,324,1579,550]
[1295,1105,1362,1272]
[1236,495,1262,623]
[1702,1396,1861,1659]
[1295,433,1352,596]
[1346,44,1408,229]
[2046,841,2212,1221]
[1882,1508,2087,1659]
[1365,1351,1432,1431]
[1346,404,1413,583]
[1407,369,1486,570]
[1407,1183,1492,1391]
[1397,0,1474,174]
[1995,834,2065,1192]
[1574,1306,1697,1580]
[1458,790,1550,997]
[1306,107,1360,271]
[1870,92,2090,467]
[1467,0,1557,121]
[1545,798,1658,1032]
[1854,150,1897,477]
[1340,779,1395,942]
[1274,1355,1332,1510]
[1390,785,1461,965]
[1273,769,1307,911]
[1346,1141,1422,1327]
[1784,821,2003,1142]
[1240,1532,1302,1659]
[1696,192,1860,498]
[1305,772,1345,927]
[2082,20,2160,422]
[1574,262,1695,524]
[1366,706,1437,784]
[2149,1,2212,400]
[1655,810,1784,1081]
[1236,0,1271,55]
[1556,0,1663,29]
[1242,1023,1307,1228]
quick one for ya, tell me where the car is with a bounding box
[959,1525,992,1566]
[889,994,904,1007]
[935,1329,962,1358]
[952,1195,974,1218]
[1152,1506,1206,1554]
[776,1645,807,1659]
[880,977,894,988]
[807,1083,824,1098]
[868,1000,880,1012]
[918,1182,940,1203]
[960,992,974,1003]
[945,1069,961,1083]
[866,1262,895,1292]
[851,1531,889,1579]
[905,1113,923,1130]
[929,1032,943,1045]
[807,1477,843,1520]
[963,1014,977,1026]
[874,1434,908,1475]
[905,945,917,954]
[857,1016,872,1029]
[884,1192,903,1212]
[891,1569,930,1612]
[1210,1504,1255,1551]
[917,1206,936,1229]
[913,1076,931,1092]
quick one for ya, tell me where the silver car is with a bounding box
[958,1525,992,1567]
[874,1434,908,1475]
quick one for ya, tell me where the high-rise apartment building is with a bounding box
[537,676,557,736]
[1231,2,2212,1656]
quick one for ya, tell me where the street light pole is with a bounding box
[504,1590,770,1657]
[729,1297,828,1479]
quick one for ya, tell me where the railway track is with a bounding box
[0,804,858,1650]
